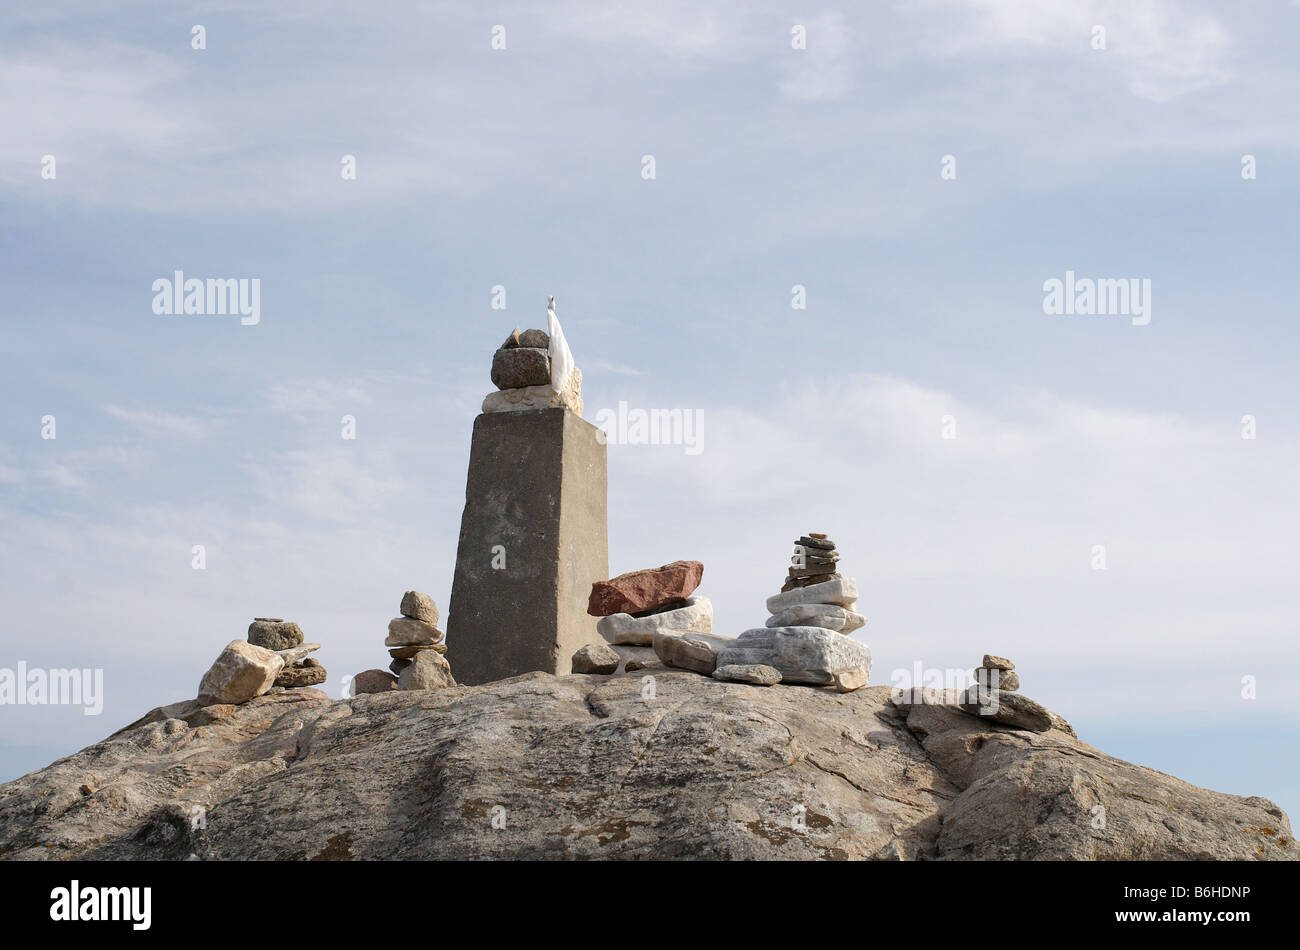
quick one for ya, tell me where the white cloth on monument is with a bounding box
[546,296,575,393]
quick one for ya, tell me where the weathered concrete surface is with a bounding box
[445,409,608,685]
[1,674,1291,861]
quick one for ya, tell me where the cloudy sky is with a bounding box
[2,1,1298,820]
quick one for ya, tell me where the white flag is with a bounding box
[546,296,574,392]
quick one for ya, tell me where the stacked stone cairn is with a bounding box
[482,327,582,415]
[353,591,456,694]
[196,619,325,706]
[714,533,872,690]
[891,654,1069,734]
[577,561,716,674]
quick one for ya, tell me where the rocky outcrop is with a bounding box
[0,672,1291,861]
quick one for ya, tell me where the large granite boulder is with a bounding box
[1,674,1292,862]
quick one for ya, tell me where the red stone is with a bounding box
[587,561,704,616]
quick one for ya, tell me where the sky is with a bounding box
[1,1,1298,823]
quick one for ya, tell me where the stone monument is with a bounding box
[445,298,609,684]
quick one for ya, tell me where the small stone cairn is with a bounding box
[892,654,1069,734]
[352,591,456,694]
[714,533,872,690]
[482,325,582,415]
[196,619,325,706]
[580,561,714,674]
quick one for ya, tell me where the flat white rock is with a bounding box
[597,596,713,645]
[717,626,872,686]
[765,577,859,614]
[481,366,582,416]
[765,603,864,634]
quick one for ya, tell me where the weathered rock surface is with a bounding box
[717,627,872,686]
[571,642,620,675]
[399,591,439,625]
[247,620,304,652]
[274,663,328,689]
[712,664,782,685]
[597,596,713,645]
[588,561,704,616]
[766,604,865,634]
[351,670,398,694]
[765,577,858,614]
[1,674,1290,861]
[396,650,456,692]
[652,631,734,675]
[961,686,1052,732]
[197,640,285,706]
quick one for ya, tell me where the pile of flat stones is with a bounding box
[354,591,456,694]
[576,560,712,674]
[482,327,582,415]
[781,532,841,592]
[892,654,1066,734]
[196,619,325,706]
[572,536,874,692]
[713,534,871,691]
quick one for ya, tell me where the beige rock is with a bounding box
[385,617,445,647]
[198,641,285,706]
[982,654,1015,671]
[651,631,734,675]
[400,591,439,625]
[397,650,456,691]
[833,667,869,692]
[571,642,620,674]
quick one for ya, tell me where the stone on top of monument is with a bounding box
[492,346,551,390]
[519,328,550,348]
[502,327,522,348]
[481,367,583,415]
[400,590,439,625]
[587,560,705,616]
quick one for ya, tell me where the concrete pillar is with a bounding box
[445,407,608,685]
